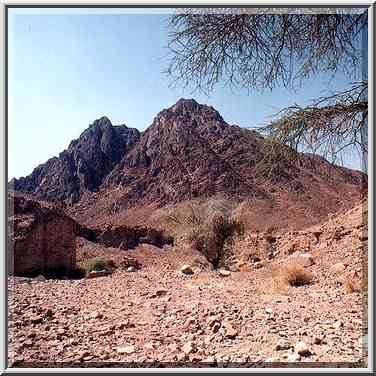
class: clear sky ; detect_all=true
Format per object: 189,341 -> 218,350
8,8 -> 366,179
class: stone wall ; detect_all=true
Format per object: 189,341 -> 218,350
8,194 -> 76,276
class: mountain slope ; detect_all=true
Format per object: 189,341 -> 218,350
10,117 -> 140,204
10,99 -> 366,230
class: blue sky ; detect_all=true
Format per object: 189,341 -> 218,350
8,8 -> 366,179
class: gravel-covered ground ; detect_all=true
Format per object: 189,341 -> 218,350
8,202 -> 368,369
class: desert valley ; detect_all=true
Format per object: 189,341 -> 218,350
7,98 -> 368,367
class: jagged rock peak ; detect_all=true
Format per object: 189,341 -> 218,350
89,116 -> 113,130
154,98 -> 224,127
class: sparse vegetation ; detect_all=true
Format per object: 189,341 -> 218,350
80,256 -> 116,275
189,215 -> 244,269
274,261 -> 314,287
283,262 -> 314,286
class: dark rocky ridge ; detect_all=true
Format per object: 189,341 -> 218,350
10,117 -> 140,204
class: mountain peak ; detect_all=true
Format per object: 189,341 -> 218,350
171,98 -> 198,110
90,116 -> 113,130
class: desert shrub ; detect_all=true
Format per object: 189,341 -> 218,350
188,215 -> 244,269
81,256 -> 116,274
280,262 -> 314,286
344,278 -> 359,294
191,256 -> 210,270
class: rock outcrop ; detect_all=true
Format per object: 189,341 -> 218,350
10,117 -> 140,204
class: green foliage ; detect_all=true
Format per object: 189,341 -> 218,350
81,256 -> 116,274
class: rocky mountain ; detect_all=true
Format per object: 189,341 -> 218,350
10,117 -> 140,204
10,99 -> 366,228
94,99 -> 365,216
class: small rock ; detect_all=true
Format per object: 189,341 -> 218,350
144,343 -> 155,351
211,322 -> 221,333
275,339 -> 292,351
89,311 -> 103,320
297,253 -> 315,267
287,353 -> 301,362
265,357 -> 277,362
180,265 -> 194,275
30,315 -> 43,324
330,263 -> 346,275
86,270 -> 110,279
314,336 -> 323,345
265,308 -> 273,315
223,322 -> 238,339
127,266 -> 136,272
201,356 -> 215,364
295,341 -> 310,356
155,289 -> 168,297
218,270 -> 231,277
34,275 -> 46,282
182,341 -> 196,355
117,345 -> 135,355
168,343 -> 178,352
254,261 -> 264,269
333,320 -> 343,330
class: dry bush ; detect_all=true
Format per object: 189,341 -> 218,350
160,196 -> 239,236
256,269 -> 289,295
344,278 -> 360,294
188,216 -> 244,269
275,261 -> 314,287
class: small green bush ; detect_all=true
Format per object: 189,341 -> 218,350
81,257 -> 116,274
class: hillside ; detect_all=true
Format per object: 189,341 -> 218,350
10,99 -> 366,230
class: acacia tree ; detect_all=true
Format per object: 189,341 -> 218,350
167,8 -> 368,170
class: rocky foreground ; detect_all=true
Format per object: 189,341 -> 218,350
8,266 -> 366,368
8,200 -> 368,369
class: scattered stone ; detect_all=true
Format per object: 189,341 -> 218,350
181,341 -> 196,355
333,320 -> 343,330
30,315 -> 43,324
127,266 -> 136,272
295,341 -> 310,356
180,265 -> 194,275
297,253 -> 315,267
117,345 -> 135,355
314,336 -> 323,345
275,339 -> 292,351
218,270 -> 231,277
201,356 -> 215,364
211,322 -> 221,333
155,289 -> 168,297
223,322 -> 238,339
89,311 -> 103,320
86,270 -> 110,279
287,353 -> 301,362
254,261 -> 264,269
330,263 -> 346,275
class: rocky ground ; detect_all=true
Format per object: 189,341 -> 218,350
8,201 -> 368,369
